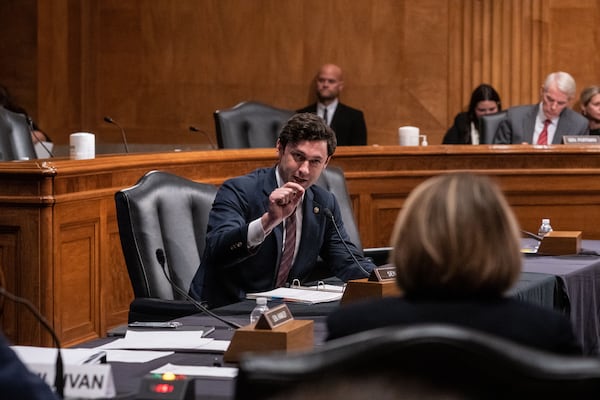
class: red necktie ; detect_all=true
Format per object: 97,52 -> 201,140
537,119 -> 551,145
276,209 -> 297,287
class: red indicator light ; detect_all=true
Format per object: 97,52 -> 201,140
152,383 -> 175,393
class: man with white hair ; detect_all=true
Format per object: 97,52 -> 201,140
493,71 -> 589,144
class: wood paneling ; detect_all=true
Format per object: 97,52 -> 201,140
3,146 -> 600,346
1,1 -> 597,149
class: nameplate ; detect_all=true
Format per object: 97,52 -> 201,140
562,135 -> 600,144
255,304 -> 294,330
29,363 -> 116,399
368,266 -> 397,282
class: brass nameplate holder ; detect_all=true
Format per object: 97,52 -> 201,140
341,266 -> 401,305
223,304 -> 313,363
537,231 -> 582,255
368,266 -> 397,282
255,304 -> 294,329
562,135 -> 600,144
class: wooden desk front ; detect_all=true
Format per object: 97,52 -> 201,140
2,144 -> 600,346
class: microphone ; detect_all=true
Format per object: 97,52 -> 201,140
155,249 -> 241,329
521,229 -> 543,242
103,116 -> 130,153
314,203 -> 370,276
0,286 -> 64,398
189,126 -> 217,149
26,115 -> 54,158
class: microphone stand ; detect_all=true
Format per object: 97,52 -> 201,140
103,116 -> 130,153
155,249 -> 241,329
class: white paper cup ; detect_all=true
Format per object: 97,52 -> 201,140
398,126 -> 420,146
70,132 -> 95,160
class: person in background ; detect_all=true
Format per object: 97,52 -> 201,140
326,172 -> 582,355
580,85 -> 600,136
0,84 -> 50,145
493,71 -> 588,144
442,84 -> 502,144
190,112 -> 375,308
297,64 -> 367,146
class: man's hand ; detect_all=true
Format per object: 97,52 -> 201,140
261,182 -> 305,232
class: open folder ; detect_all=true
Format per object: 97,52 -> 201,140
246,280 -> 345,304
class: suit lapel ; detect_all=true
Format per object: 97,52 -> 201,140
263,169 -> 284,262
289,188 -> 319,278
524,105 -> 538,143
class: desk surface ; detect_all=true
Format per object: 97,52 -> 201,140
95,253 -> 600,400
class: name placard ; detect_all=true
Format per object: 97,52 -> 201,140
368,266 -> 397,282
255,304 -> 294,330
29,363 -> 116,399
562,135 -> 600,144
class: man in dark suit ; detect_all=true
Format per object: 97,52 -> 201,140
297,64 -> 367,146
494,71 -> 589,144
189,113 -> 374,308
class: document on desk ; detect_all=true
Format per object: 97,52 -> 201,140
246,286 -> 343,304
152,363 -> 238,379
97,330 -> 230,352
12,346 -> 107,365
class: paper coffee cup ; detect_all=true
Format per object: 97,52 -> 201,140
398,126 -> 420,146
70,132 -> 95,160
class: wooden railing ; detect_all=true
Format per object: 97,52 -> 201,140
2,144 -> 600,346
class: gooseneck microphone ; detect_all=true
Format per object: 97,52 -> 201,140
155,249 -> 241,329
316,205 -> 370,276
189,126 -> 217,149
26,116 -> 55,158
103,116 -> 130,153
0,286 -> 64,398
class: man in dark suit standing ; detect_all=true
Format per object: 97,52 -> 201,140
493,71 -> 589,144
189,113 -> 374,308
298,64 -> 367,146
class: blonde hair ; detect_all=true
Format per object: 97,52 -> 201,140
580,85 -> 600,108
390,173 -> 522,298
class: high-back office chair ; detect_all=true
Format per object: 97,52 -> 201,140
316,166 -> 390,267
115,170 -> 217,322
213,101 -> 295,149
0,106 -> 36,161
479,110 -> 507,144
235,324 -> 600,400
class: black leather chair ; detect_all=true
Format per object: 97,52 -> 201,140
316,166 -> 391,267
235,324 -> 600,400
0,106 -> 36,161
213,101 -> 295,149
115,170 -> 217,322
480,110 -> 507,144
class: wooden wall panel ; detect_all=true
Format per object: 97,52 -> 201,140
2,0 -> 597,148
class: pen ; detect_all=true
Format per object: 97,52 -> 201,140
82,351 -> 107,364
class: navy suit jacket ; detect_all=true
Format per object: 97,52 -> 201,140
190,167 -> 374,308
493,104 -> 589,144
0,334 -> 58,399
326,296 -> 582,355
297,103 -> 367,146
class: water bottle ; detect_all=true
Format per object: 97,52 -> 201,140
250,297 -> 269,324
538,218 -> 553,237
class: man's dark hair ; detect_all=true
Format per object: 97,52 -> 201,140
278,113 -> 337,156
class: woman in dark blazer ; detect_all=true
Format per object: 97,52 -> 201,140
326,173 -> 582,355
442,84 -> 502,144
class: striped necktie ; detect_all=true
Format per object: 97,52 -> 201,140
537,119 -> 551,145
276,209 -> 297,287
